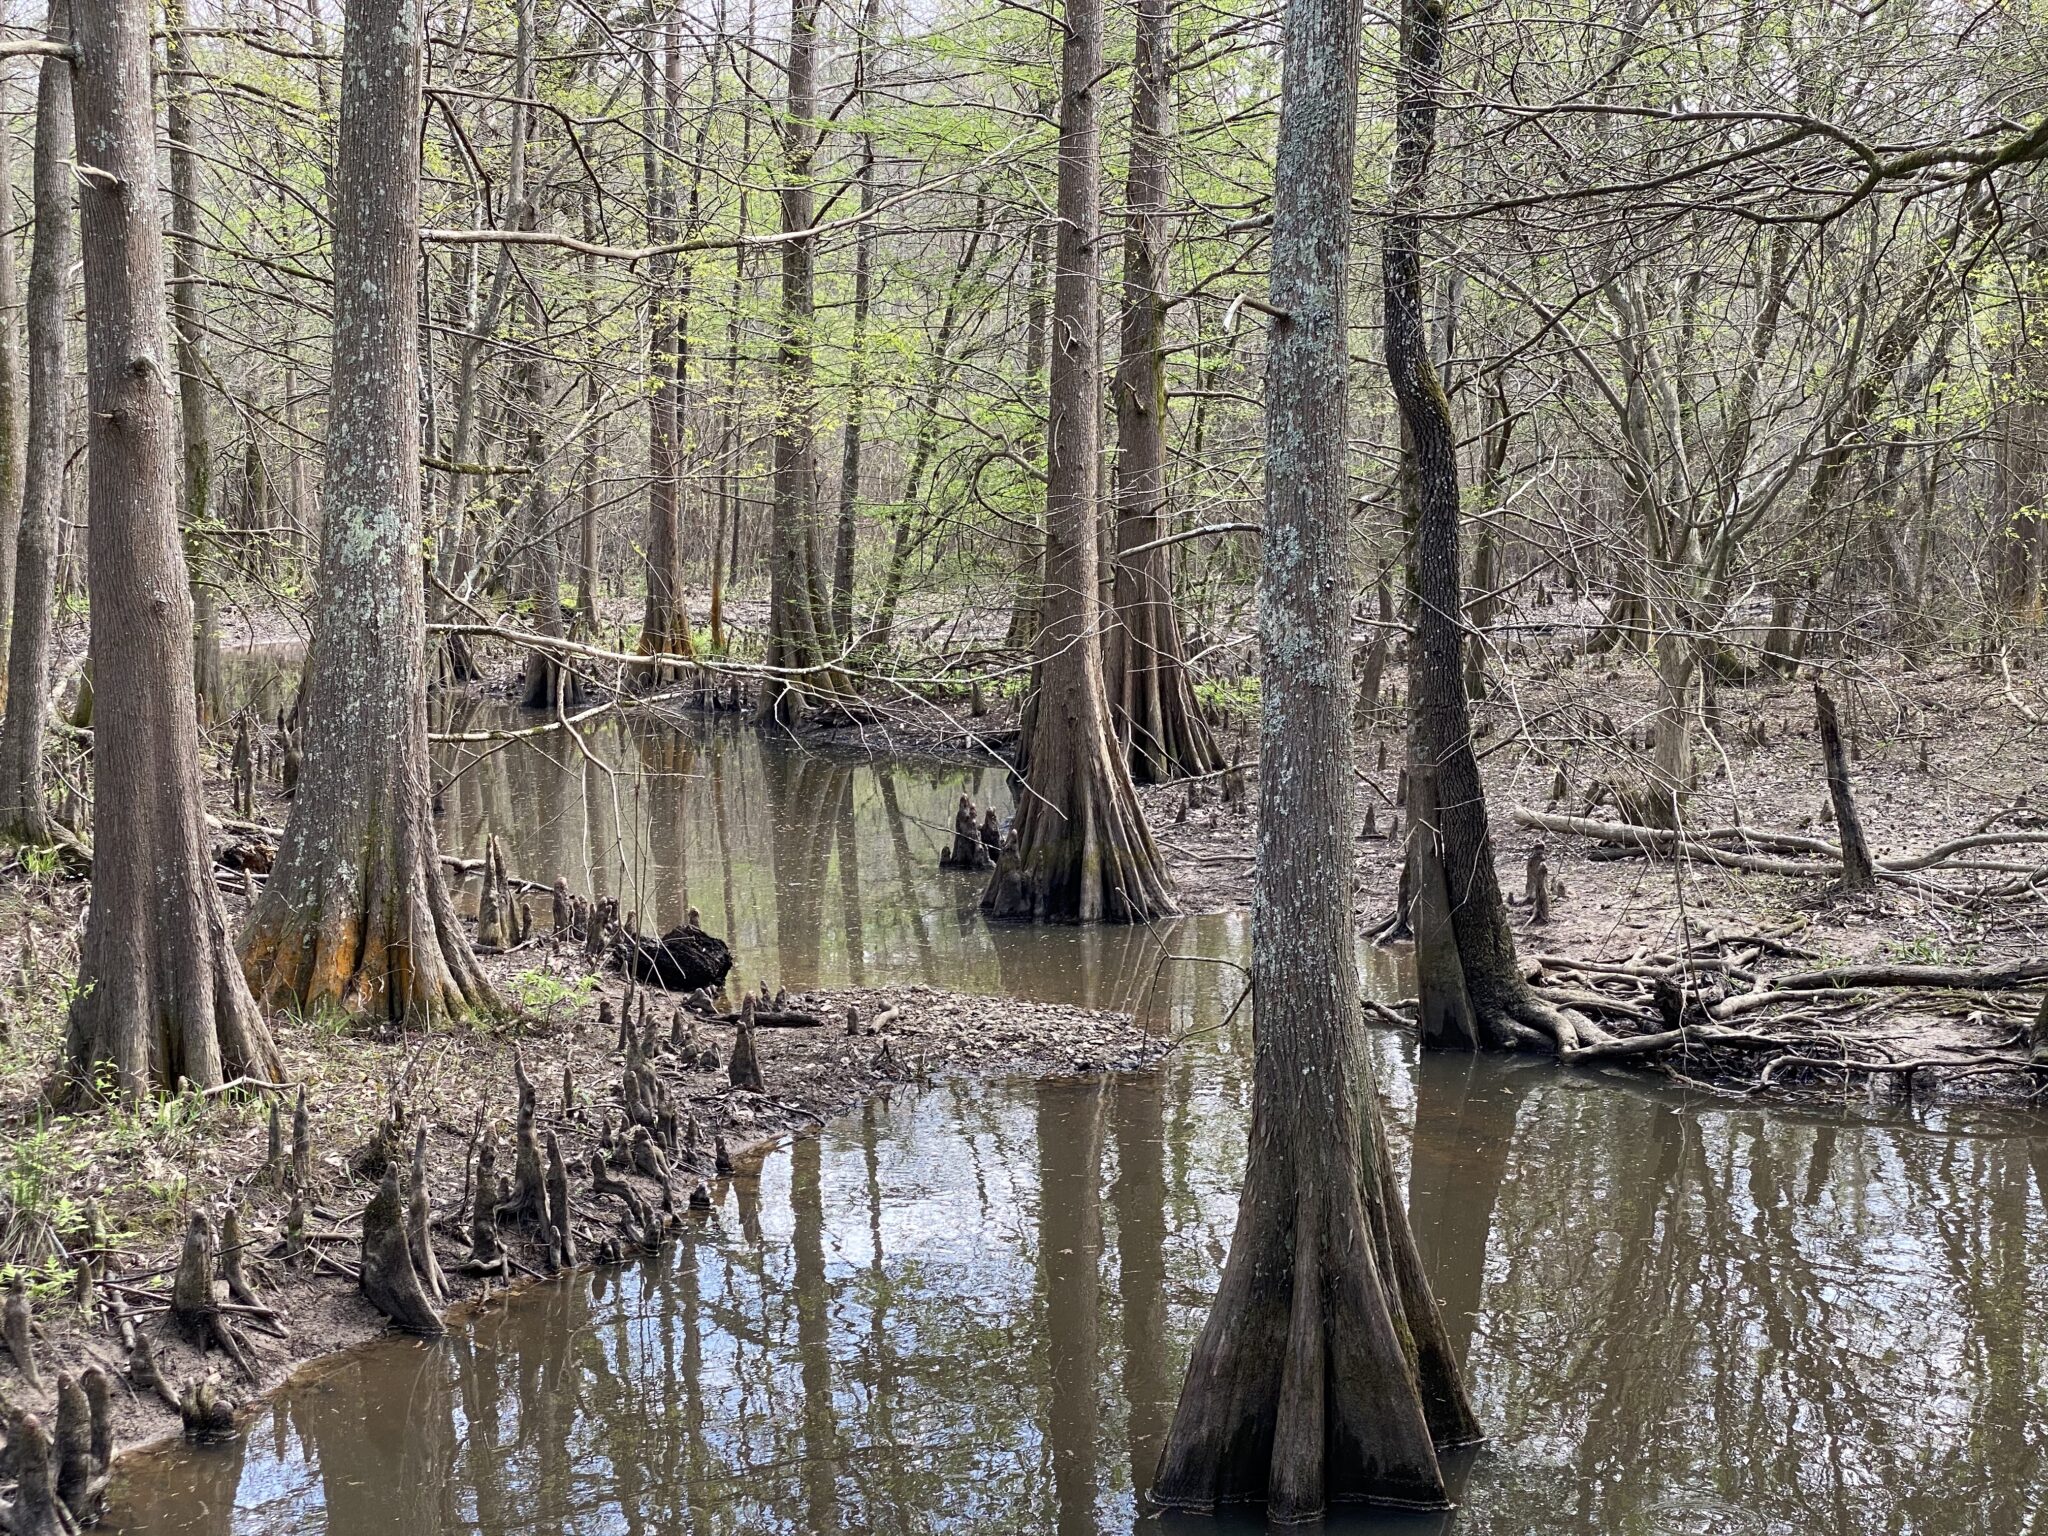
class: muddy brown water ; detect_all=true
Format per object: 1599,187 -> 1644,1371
104,691 -> 2048,1533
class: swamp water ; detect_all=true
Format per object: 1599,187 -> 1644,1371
103,700 -> 2048,1533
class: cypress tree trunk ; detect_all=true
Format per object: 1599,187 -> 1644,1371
0,7 -> 74,847
981,0 -> 1175,924
1152,0 -> 1477,1499
0,75 -> 24,709
1387,0 -> 1579,1051
1105,0 -> 1221,784
67,0 -> 280,1097
639,13 -> 693,671
831,0 -> 881,644
1004,220 -> 1051,651
166,3 -> 223,723
760,0 -> 839,723
240,0 -> 497,1025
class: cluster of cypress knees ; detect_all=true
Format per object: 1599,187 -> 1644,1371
0,873 -> 916,1496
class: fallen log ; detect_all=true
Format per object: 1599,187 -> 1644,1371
1514,807 -> 2048,881
1762,959 -> 2048,993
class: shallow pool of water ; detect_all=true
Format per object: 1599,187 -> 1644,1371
117,688 -> 2046,1534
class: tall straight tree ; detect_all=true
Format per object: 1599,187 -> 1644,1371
759,0 -> 839,723
638,9 -> 692,670
166,1 -> 224,722
0,72 -> 23,707
1105,0 -> 1221,784
241,0 -> 498,1023
1150,0 -> 1479,1504
0,0 -> 74,846
66,0 -> 281,1096
1386,0 -> 1574,1051
982,0 -> 1175,923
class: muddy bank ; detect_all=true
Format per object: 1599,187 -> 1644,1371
0,938 -> 1162,1478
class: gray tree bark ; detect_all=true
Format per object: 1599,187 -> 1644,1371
0,5 -> 74,847
759,0 -> 841,722
1153,0 -> 1477,1500
1388,0 -> 1571,1052
241,0 -> 497,1024
66,0 -> 280,1097
982,0 -> 1174,923
1105,0 -> 1221,784
166,1 -> 224,722
0,70 -> 24,707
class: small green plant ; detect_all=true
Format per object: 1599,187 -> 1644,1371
507,966 -> 597,1026
0,1117 -> 86,1290
1883,933 -> 1974,967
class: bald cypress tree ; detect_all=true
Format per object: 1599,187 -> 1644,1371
1150,0 -> 1479,1507
66,0 -> 280,1096
982,0 -> 1175,923
240,0 -> 498,1023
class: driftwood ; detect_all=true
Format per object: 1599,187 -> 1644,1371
617,920 -> 734,992
1759,958 -> 2048,994
1514,806 -> 2048,881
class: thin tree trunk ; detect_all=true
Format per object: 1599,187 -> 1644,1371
66,0 -> 280,1097
1004,219 -> 1051,650
1152,0 -> 1477,1497
639,10 -> 692,670
0,2 -> 73,846
831,0 -> 881,643
166,4 -> 223,721
0,74 -> 24,712
981,0 -> 1174,924
760,0 -> 839,722
1387,0 -> 1570,1051
1105,0 -> 1220,784
241,0 -> 497,1024
1814,683 -> 1875,893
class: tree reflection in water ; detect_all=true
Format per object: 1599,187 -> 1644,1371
100,708 -> 2048,1536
